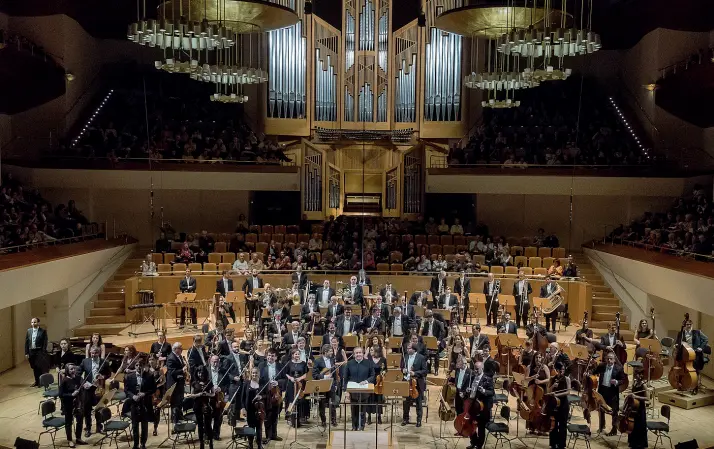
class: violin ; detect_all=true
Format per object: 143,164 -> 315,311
374,367 -> 385,395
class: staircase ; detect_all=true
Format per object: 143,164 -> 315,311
571,252 -> 635,343
73,247 -> 149,338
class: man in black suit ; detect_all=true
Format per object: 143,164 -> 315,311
410,290 -> 429,306
179,268 -> 198,326
300,295 -> 320,323
401,298 -> 419,328
450,356 -> 473,415
346,276 -> 364,307
166,343 -> 186,428
540,276 -> 562,332
222,341 -> 246,408
498,312 -> 518,335
439,287 -> 459,323
388,306 -> 411,339
291,265 -> 309,303
466,361 -> 495,449
206,354 -> 229,439
342,347 -> 375,431
400,342 -> 428,427
316,280 -> 336,308
282,321 -> 303,348
469,324 -> 490,361
242,269 -> 264,325
187,335 -> 209,380
25,317 -> 49,386
512,270 -> 532,328
599,323 -> 627,359
453,271 -> 471,324
335,307 -> 360,337
124,357 -> 157,449
78,346 -> 111,436
312,344 -> 338,427
483,273 -> 501,327
357,269 -> 372,294
677,318 -> 710,391
593,351 -> 626,436
430,270 -> 448,302
361,307 -> 384,335
216,271 -> 234,297
374,296 -> 391,323
258,349 -> 286,442
325,295 -> 344,322
322,322 -> 343,348
420,310 -> 445,374
59,363 -> 86,446
379,283 -> 398,304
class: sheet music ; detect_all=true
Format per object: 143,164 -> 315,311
347,381 -> 369,390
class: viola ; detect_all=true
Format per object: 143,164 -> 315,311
408,378 -> 419,399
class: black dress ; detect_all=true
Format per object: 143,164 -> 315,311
241,381 -> 264,449
628,381 -> 648,449
368,356 -> 387,416
285,361 -> 309,425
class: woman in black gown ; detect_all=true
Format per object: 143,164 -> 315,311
628,367 -> 649,449
191,366 -> 217,449
284,349 -> 309,428
241,367 -> 264,449
367,346 -> 387,425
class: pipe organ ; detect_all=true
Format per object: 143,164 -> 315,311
268,0 -> 307,119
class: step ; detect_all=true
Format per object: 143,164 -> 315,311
90,307 -> 126,317
103,286 -> 124,293
98,291 -> 124,301
113,273 -> 133,281
592,311 -> 627,322
106,280 -> 126,290
593,298 -> 620,307
590,327 -> 635,341
590,320 -> 630,330
125,258 -> 144,265
86,315 -> 127,325
117,267 -> 139,276
73,323 -> 128,338
94,299 -> 125,309
591,285 -> 611,293
592,290 -> 614,297
592,304 -> 622,314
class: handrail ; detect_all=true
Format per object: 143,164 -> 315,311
616,77 -> 659,135
0,231 -> 104,254
69,239 -> 136,309
658,47 -> 714,79
585,247 -> 647,318
40,155 -> 298,167
430,161 -> 659,169
595,236 -> 714,263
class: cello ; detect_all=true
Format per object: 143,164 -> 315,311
642,308 -> 664,381
454,369 -> 477,437
613,312 -> 628,365
531,308 -> 550,353
668,313 -> 698,391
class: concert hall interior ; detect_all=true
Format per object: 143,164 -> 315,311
3,1 -> 714,448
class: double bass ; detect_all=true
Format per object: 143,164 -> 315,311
668,313 -> 698,391
454,371 -> 482,438
613,312 -> 628,365
642,308 -> 664,381
530,308 -> 549,353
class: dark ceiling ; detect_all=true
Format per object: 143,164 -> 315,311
0,47 -> 66,114
0,0 -> 713,49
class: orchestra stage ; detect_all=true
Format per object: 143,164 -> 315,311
2,321 -> 714,449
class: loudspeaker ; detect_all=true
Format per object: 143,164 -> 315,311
675,440 -> 698,449
304,1 -> 313,14
417,11 -> 426,27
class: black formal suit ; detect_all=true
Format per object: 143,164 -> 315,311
166,352 -> 186,423
187,345 -> 209,380
483,279 -> 501,326
512,279 -> 532,328
335,315 -> 361,337
325,303 -> 344,321
322,332 -> 343,348
125,370 -> 157,447
345,284 -> 364,306
375,303 -> 391,323
150,341 -> 171,360
409,292 -> 428,305
401,352 -> 428,423
55,350 -> 78,372
258,362 -> 286,441
282,331 -> 303,349
469,334 -> 491,360
221,352 -> 246,402
453,277 -> 471,324
316,287 -> 336,307
439,294 -> 459,316
450,367 -> 473,414
25,326 -> 49,384
401,302 -> 419,327
216,277 -> 234,297
59,374 -> 83,441
593,362 -> 626,431
78,357 -> 111,431
242,276 -> 264,324
291,272 -> 308,289
341,359 -> 375,430
540,283 -> 560,332
387,314 -> 411,338
267,318 -> 286,341
498,320 -> 518,335
379,287 -> 398,302
357,275 -> 372,293
429,276 -> 448,300
676,329 -> 710,371
312,356 -> 338,424
482,355 -> 500,378
361,315 -> 384,334
420,319 -> 444,374
179,276 -> 198,325
207,362 -> 230,437
300,302 -> 319,322
468,374 -> 495,449
599,333 -> 627,352
242,276 -> 264,296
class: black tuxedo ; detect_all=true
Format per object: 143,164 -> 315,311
150,341 -> 171,359
468,374 -> 495,449
498,321 -> 518,335
379,287 -> 398,302
187,345 -> 209,380
387,314 -> 411,338
242,276 -> 264,296
453,277 -> 471,324
242,276 -> 264,324
346,284 -> 364,306
312,356 -> 338,423
291,272 -> 308,290
335,315 -> 361,337
420,319 -> 444,374
593,362 -> 626,431
357,275 -> 372,293
483,280 -> 501,326
600,333 -> 627,351
78,357 -> 111,431
59,374 -> 83,440
267,319 -> 286,340
540,283 -> 560,331
401,352 -> 428,422
450,367 -> 473,414
166,352 -> 186,423
375,303 -> 390,323
316,287 -> 337,307
430,276 -> 448,300
469,334 -> 491,359
258,361 -> 286,441
300,302 -> 320,322
512,279 -> 532,328
282,331 -> 303,348
221,352 -> 246,396
25,327 -> 49,384
440,293 -> 459,311
55,350 -> 78,371
361,316 -> 384,334
401,302 -> 419,325
216,277 -> 234,297
78,357 -> 110,384
124,371 -> 157,419
325,303 -> 344,321
179,276 -> 198,325
322,332 -> 343,348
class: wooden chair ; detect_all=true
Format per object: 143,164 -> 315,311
151,253 -> 163,265
298,233 -> 310,243
203,263 -> 218,274
218,263 -> 232,273
222,253 -> 236,264
514,256 -> 527,267
249,225 -> 261,233
215,242 -> 227,253
428,235 -> 440,245
521,267 -> 533,276
188,263 -> 202,273
377,263 -> 390,272
553,247 -> 566,259
505,266 -> 519,275
208,253 -> 222,264
163,253 -> 175,264
510,245 -> 523,256
443,245 -> 456,255
453,235 -> 466,246
285,234 -> 298,244
414,235 -> 427,246
256,242 -> 269,254
272,233 -> 284,243
473,254 -> 486,265
490,266 -> 504,275
173,263 -> 187,274
391,263 -> 404,272
246,233 -> 258,244
533,268 -> 548,276
390,251 -> 403,263
538,247 -> 552,258
274,225 -> 286,235
542,257 -> 554,268
440,235 -> 453,245
157,264 -> 171,274
429,244 -> 442,255
524,246 -> 537,258
286,225 -> 299,234
528,257 -> 542,268
262,225 -> 274,235
259,233 -> 272,243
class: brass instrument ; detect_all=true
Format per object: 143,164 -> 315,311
486,279 -> 500,319
291,283 -> 301,305
541,283 -> 565,315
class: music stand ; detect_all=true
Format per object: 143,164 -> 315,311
382,381 -> 410,436
386,354 -> 402,370
498,295 -> 516,317
342,335 -> 359,350
414,306 -> 426,318
302,379 -> 333,436
434,309 -> 452,323
469,293 -> 487,325
174,293 -> 197,333
383,370 -> 404,382
496,333 -> 522,378
225,291 -> 245,323
388,337 -> 403,352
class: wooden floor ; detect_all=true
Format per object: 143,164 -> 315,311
3,322 -> 714,449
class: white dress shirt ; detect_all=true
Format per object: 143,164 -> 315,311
343,318 -> 352,335
252,277 -> 259,288
392,316 -> 403,336
601,365 -> 615,386
457,369 -> 466,389
31,328 -> 38,349
405,354 -> 415,380
268,363 -> 276,381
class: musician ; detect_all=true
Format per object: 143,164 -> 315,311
166,342 -> 187,429
313,344 -> 338,427
335,307 -> 360,337
388,306 -> 410,340
59,363 -> 86,447
150,332 -> 171,364
540,276 -> 561,332
291,265 -> 308,303
125,356 -> 157,449
223,341 -> 246,415
448,334 -> 470,371
464,361 -> 495,449
451,356 -> 473,415
304,311 -> 326,337
55,338 -> 77,380
25,317 -> 49,387
357,269 -> 372,293
191,365 -> 217,449
240,367 -> 264,449
483,274 -> 501,327
498,312 -> 518,335
342,347 -> 375,431
594,351 -> 626,435
147,355 -> 164,436
216,271 -> 234,299
420,310 -> 445,374
379,283 -> 398,304
346,275 -> 364,306
282,321 -> 303,348
78,345 -> 110,436
258,349 -> 285,443
526,352 -> 551,433
469,324 -> 490,361
513,270 -> 532,328
401,297 -> 419,326
374,295 -> 391,323
453,271 -> 471,324
284,348 -> 309,427
575,318 -> 595,351
430,270 -> 448,303
676,318 -> 709,391
600,323 -> 627,364
439,286 -> 459,316
322,322 -> 343,348
242,269 -> 264,324
368,346 -> 387,425
111,345 -> 139,381
141,253 -> 158,276
548,361 -> 571,449
300,295 -> 319,323
325,296 -> 344,321
207,355 -> 228,440
362,307 -> 385,335
633,319 -> 655,349
267,310 -> 287,344
188,335 -> 209,380
179,269 -> 198,326
409,290 -> 429,307
317,280 -> 336,309
547,343 -> 571,375
627,366 -> 650,449
519,340 -> 536,368
526,312 -> 547,340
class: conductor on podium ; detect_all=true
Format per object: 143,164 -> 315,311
342,347 -> 374,431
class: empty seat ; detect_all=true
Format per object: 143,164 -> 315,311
391,263 -> 404,272
151,253 -> 163,265
505,266 -> 519,275
521,267 -> 533,275
377,263 -> 390,272
214,242 -> 227,253
188,263 -> 202,273
414,235 -> 427,246
259,233 -> 272,243
274,225 -> 286,235
272,233 -> 284,243
453,235 -> 466,246
249,225 -> 261,233
245,233 -> 258,244
553,247 -> 566,259
285,234 -> 298,244
538,247 -> 551,258
430,244 -> 442,255
440,235 -> 453,245
510,245 -> 523,256
218,263 -> 232,273
262,225 -> 274,235
298,233 -> 310,243
443,245 -> 456,255
203,263 -> 218,274
390,251 -> 403,263
256,242 -> 268,254
490,266 -> 504,275
472,255 -> 486,265
428,235 -> 440,245
163,253 -> 174,264
402,234 -> 413,243
222,253 -> 236,264
208,253 -> 222,264
528,257 -> 542,268
286,225 -> 299,234
173,263 -> 187,274
157,264 -> 171,274
524,247 -> 537,258
542,257 -> 554,268
534,267 -> 548,276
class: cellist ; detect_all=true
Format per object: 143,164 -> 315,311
450,355 -> 473,415
593,351 -> 626,436
525,352 -> 550,434
464,361 -> 494,449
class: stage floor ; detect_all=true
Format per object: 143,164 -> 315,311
3,322 -> 714,448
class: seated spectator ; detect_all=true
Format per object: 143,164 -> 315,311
416,255 -> 432,272
533,228 -> 546,247
232,253 -> 249,274
308,234 -> 323,254
563,257 -> 578,277
229,233 -> 248,253
306,253 -> 319,269
248,253 -> 265,271
292,255 -> 306,270
235,214 -> 249,233
432,254 -> 447,271
175,242 -> 194,263
544,232 -> 559,248
547,259 -> 563,277
198,230 -> 215,254
425,217 -> 438,234
450,218 -> 464,235
437,218 -> 450,235
142,253 -> 158,276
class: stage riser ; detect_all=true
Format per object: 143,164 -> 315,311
658,389 -> 714,409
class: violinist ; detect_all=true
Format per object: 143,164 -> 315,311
453,270 -> 471,325
469,324 -> 490,362
548,362 -> 571,449
400,342 -> 428,428
191,365 -> 217,449
325,296 -> 344,322
676,318 -> 709,392
388,306 -> 410,341
150,332 -> 171,365
285,348 -> 309,428
362,307 -> 385,335
59,363 -> 86,447
498,312 -> 518,335
313,344 -> 338,427
464,361 -> 494,449
627,366 -> 649,449
367,345 -> 387,425
450,355 -> 473,415
342,347 -> 375,431
258,349 -> 285,443
240,367 -> 265,449
188,335 -> 209,380
600,323 -> 627,363
166,342 -> 187,429
513,269 -> 532,328
55,338 -> 77,382
208,355 -> 229,440
300,295 -> 320,323
147,355 -> 164,436
593,351 -> 626,436
547,343 -> 572,376
125,356 -> 157,449
483,274 -> 500,327
78,345 -> 110,437
330,335 -> 348,406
